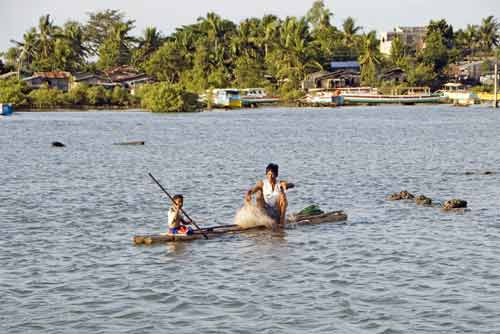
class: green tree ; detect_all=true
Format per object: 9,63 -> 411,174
85,9 -> 135,54
132,27 -> 164,67
359,31 -> 382,86
0,78 -> 29,106
406,63 -> 437,86
478,16 -> 499,52
426,19 -> 454,48
390,35 -> 406,66
306,0 -> 333,31
66,84 -> 89,105
110,86 -> 130,106
96,22 -> 135,69
233,55 -> 267,88
145,41 -> 187,82
86,86 -> 109,105
9,28 -> 39,72
28,86 -> 66,108
59,21 -> 89,71
342,17 -> 362,46
420,31 -> 449,72
140,82 -> 200,112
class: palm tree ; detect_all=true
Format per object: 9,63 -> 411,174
10,28 -> 39,74
37,14 -> 56,59
260,15 -> 280,58
197,13 -> 225,53
133,27 -> 163,65
479,16 -> 499,52
62,21 -> 89,67
342,17 -> 362,46
463,24 -> 479,57
359,31 -> 381,85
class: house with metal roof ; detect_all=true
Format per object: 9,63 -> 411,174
330,61 -> 360,71
22,71 -> 72,92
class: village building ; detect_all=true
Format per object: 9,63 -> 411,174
70,73 -> 115,90
22,71 -> 72,92
380,26 -> 427,56
302,61 -> 361,91
379,68 -> 407,83
449,60 -> 489,84
102,65 -> 153,94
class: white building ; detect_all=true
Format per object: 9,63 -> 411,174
380,26 -> 427,55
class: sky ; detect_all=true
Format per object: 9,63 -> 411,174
1,0 -> 499,52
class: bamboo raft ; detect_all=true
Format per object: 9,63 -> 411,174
133,210 -> 348,245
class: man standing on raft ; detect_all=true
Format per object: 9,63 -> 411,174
245,163 -> 294,227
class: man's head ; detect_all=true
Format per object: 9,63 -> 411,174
265,163 -> 279,181
172,194 -> 184,207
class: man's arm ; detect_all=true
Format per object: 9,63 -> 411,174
280,180 -> 295,191
246,180 -> 264,201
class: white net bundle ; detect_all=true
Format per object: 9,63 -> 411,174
233,202 -> 275,229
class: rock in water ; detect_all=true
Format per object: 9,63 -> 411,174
443,199 -> 467,210
399,191 -> 415,200
387,190 -> 415,201
234,202 -> 275,229
415,195 -> 432,206
52,141 -> 65,147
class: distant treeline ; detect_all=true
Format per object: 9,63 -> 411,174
1,1 -> 499,103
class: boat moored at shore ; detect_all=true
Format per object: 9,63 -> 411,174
240,88 -> 280,107
211,89 -> 242,108
299,89 -> 345,107
439,83 -> 479,106
0,103 -> 13,116
341,87 -> 443,105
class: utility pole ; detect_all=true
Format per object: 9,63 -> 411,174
495,49 -> 499,109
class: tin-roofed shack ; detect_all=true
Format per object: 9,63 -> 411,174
23,71 -> 72,92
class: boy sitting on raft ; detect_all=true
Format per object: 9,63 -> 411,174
168,194 -> 194,235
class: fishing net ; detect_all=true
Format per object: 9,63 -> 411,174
233,202 -> 275,229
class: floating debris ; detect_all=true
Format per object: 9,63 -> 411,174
464,170 -> 496,176
113,141 -> 145,145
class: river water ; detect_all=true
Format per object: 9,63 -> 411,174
1,105 -> 500,333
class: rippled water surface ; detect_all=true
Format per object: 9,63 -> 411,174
1,105 -> 500,333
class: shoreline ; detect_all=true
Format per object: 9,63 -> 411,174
11,101 -> 495,113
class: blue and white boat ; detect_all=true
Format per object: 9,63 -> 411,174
0,103 -> 14,116
212,89 -> 242,108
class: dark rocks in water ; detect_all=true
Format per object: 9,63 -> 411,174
415,195 -> 432,206
442,199 -> 467,210
52,141 -> 65,147
387,190 -> 415,201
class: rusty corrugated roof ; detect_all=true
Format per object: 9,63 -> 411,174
33,71 -> 71,79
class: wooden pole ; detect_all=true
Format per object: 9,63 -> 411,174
148,173 -> 209,239
494,53 -> 498,109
